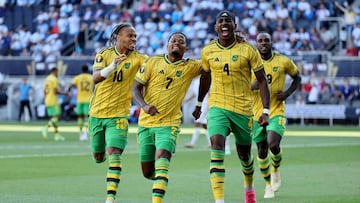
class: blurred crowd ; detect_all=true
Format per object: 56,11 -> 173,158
0,0 -> 360,61
1,0 -> 360,109
289,69 -> 360,107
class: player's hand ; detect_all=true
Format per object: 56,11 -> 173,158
258,114 -> 269,127
192,106 -> 202,120
142,104 -> 159,116
114,53 -> 127,65
276,91 -> 288,101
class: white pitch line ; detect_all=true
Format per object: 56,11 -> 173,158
0,142 -> 359,159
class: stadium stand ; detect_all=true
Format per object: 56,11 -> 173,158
0,0 -> 359,124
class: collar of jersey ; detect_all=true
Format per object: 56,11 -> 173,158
114,46 -> 131,56
216,39 -> 237,50
164,54 -> 184,65
263,51 -> 275,62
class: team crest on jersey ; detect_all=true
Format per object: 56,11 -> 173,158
95,55 -> 103,63
140,67 -> 145,73
124,63 -> 130,69
159,70 -> 164,74
273,67 -> 278,72
214,57 -> 220,62
176,70 -> 182,77
232,55 -> 238,61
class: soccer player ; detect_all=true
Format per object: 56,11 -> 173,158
132,32 -> 204,203
67,64 -> 94,141
89,23 -> 148,203
41,67 -> 67,141
194,10 -> 270,203
252,32 -> 301,198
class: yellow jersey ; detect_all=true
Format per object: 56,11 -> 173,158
71,73 -> 94,103
90,47 -> 148,118
252,52 -> 299,119
44,74 -> 59,107
135,55 -> 203,127
201,40 -> 263,115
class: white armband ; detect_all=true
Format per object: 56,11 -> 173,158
100,62 -> 116,78
263,108 -> 270,115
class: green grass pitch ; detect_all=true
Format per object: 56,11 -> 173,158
0,121 -> 359,203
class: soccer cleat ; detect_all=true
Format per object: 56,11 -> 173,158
271,170 -> 281,192
244,188 -> 257,203
105,200 -> 114,203
184,144 -> 195,148
80,131 -> 88,141
41,128 -> 48,139
54,133 -> 65,141
225,147 -> 231,155
264,184 -> 275,199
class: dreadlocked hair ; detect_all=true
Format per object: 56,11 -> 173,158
109,23 -> 133,46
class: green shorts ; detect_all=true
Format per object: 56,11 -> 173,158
76,103 -> 90,115
89,116 -> 129,153
46,105 -> 61,117
207,107 -> 253,145
137,126 -> 180,162
253,115 -> 286,143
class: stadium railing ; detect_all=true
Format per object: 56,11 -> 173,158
286,104 -> 347,127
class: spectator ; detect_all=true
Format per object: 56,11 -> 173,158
335,2 -> 357,35
340,78 -> 355,105
346,41 -> 359,56
352,23 -> 360,51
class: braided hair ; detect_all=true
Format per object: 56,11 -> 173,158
109,23 -> 133,47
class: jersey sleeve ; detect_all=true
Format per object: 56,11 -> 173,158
201,49 -> 210,72
135,58 -> 152,85
249,45 -> 264,72
285,58 -> 299,77
93,51 -> 106,71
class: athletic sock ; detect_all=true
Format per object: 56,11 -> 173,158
257,155 -> 271,185
106,154 -> 122,201
270,150 -> 282,172
152,158 -> 170,203
77,117 -> 83,132
50,117 -> 58,133
241,155 -> 255,189
210,149 -> 225,201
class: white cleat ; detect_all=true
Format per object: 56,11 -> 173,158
271,170 -> 281,192
80,131 -> 88,141
105,199 -> 114,203
225,146 -> 231,155
264,184 -> 275,198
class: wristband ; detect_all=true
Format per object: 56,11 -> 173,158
263,108 -> 270,115
196,101 -> 202,107
100,62 -> 116,78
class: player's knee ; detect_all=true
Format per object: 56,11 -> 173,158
143,171 -> 155,180
268,141 -> 280,153
93,152 -> 106,163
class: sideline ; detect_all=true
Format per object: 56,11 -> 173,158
0,125 -> 360,137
